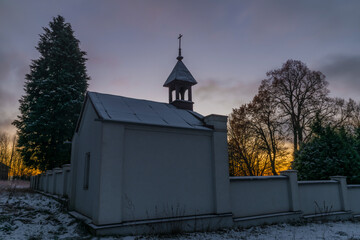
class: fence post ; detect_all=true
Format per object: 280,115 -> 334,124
204,114 -> 231,214
53,168 -> 62,195
62,164 -> 71,198
46,170 -> 53,193
280,170 -> 300,212
43,173 -> 48,192
35,175 -> 39,190
330,176 -> 350,211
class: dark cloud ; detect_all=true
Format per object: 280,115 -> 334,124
319,55 -> 360,99
196,78 -> 259,105
0,49 -> 28,98
321,55 -> 360,85
243,0 -> 360,42
0,49 -> 28,134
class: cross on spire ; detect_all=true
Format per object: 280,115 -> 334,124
177,34 -> 183,61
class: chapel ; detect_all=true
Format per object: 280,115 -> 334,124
68,37 -> 231,235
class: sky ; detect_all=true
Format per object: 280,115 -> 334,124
0,0 -> 360,135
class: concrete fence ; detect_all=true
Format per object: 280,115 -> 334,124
230,175 -> 292,217
31,168 -> 360,228
228,170 -> 359,227
348,185 -> 360,216
30,164 -> 71,198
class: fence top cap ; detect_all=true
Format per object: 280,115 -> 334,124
280,170 -> 298,173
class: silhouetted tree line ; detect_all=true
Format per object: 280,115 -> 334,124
229,60 -> 360,181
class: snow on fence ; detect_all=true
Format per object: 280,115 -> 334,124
31,168 -> 360,227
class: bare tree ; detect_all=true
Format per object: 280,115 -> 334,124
229,59 -> 359,176
331,98 -> 360,131
262,59 -> 329,153
349,100 -> 360,129
228,105 -> 269,176
228,90 -> 288,176
246,88 -> 289,175
0,132 -> 40,178
0,133 -> 9,165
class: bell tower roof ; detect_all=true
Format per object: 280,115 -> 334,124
163,60 -> 197,87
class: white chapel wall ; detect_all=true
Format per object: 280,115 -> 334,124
71,101 -> 103,219
93,122 -> 125,225
121,125 -> 214,221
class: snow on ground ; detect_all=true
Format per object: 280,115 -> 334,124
0,181 -> 89,240
1,181 -> 360,240
0,180 -> 30,190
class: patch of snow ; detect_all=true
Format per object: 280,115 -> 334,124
0,188 -> 89,240
0,180 -> 30,190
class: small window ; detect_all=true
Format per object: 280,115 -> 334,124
83,152 -> 90,190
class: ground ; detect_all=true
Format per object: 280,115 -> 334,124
1,181 -> 360,240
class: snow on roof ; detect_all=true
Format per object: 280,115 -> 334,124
87,92 -> 210,130
163,60 -> 197,87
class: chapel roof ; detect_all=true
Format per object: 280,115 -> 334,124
84,91 -> 210,131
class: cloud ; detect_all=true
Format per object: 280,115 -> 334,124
0,49 -> 28,134
192,78 -> 262,116
239,0 -> 360,45
196,78 -> 259,105
0,116 -> 13,130
321,55 -> 360,84
319,54 -> 360,99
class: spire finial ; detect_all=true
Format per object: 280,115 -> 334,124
177,34 -> 183,61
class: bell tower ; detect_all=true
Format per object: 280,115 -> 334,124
163,34 -> 197,111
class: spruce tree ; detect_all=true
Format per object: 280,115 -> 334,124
13,15 -> 89,171
293,122 -> 360,184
